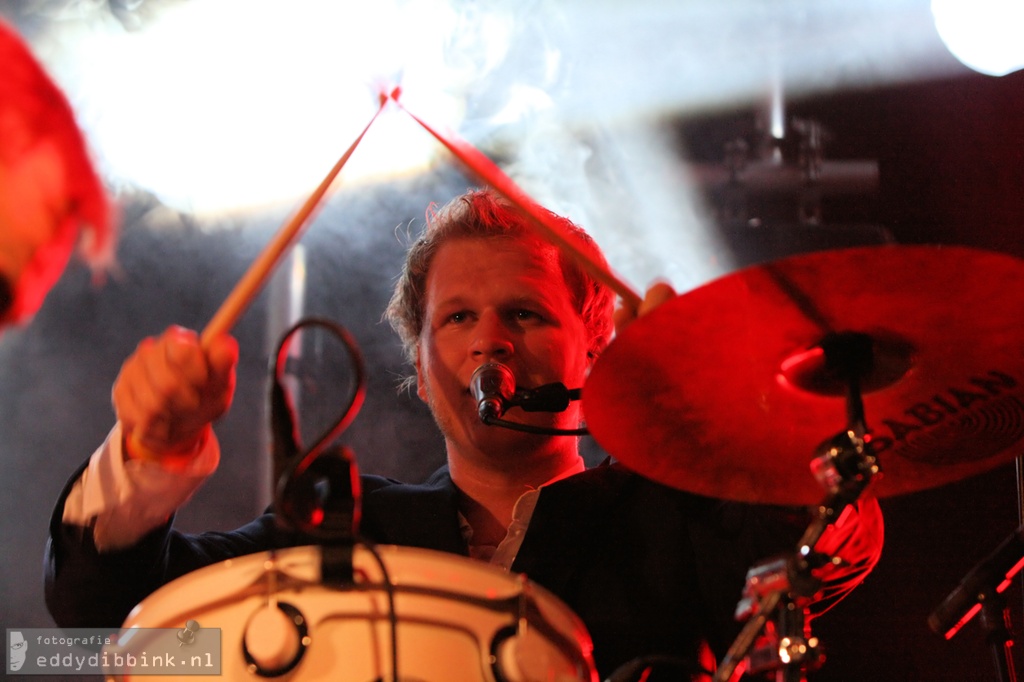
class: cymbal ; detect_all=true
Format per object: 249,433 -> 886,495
583,245 -> 1024,505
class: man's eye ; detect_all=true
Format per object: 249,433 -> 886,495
515,309 -> 540,321
447,312 -> 467,324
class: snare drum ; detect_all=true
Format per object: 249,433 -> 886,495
106,544 -> 598,681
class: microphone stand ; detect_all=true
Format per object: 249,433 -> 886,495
928,525 -> 1024,682
981,592 -> 1018,682
715,332 -> 880,682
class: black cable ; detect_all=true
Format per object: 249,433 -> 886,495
482,414 -> 589,436
358,541 -> 399,682
271,318 -> 366,538
272,317 -> 366,467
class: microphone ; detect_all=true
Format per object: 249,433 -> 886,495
470,362 -> 515,422
927,525 -> 1024,639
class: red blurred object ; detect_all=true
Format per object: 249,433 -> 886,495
0,19 -> 114,326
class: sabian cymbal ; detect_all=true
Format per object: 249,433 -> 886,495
583,245 -> 1024,505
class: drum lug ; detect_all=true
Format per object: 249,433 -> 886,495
242,601 -> 309,677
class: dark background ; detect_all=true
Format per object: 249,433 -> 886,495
2,1 -> 1023,680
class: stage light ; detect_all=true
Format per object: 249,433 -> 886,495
39,0 -> 469,216
932,0 -> 1024,76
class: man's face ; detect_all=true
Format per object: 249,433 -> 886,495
9,631 -> 27,671
415,236 -> 592,463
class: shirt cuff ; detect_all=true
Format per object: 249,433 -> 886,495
61,422 -> 220,551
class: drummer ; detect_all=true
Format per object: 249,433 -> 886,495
45,188 -> 882,679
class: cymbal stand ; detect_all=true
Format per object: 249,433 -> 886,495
715,333 -> 881,681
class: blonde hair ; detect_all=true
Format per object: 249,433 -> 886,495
385,188 -> 615,365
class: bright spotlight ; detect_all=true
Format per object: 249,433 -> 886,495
932,0 -> 1024,76
44,0 -> 469,216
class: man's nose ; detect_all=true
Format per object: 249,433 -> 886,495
470,310 -> 513,361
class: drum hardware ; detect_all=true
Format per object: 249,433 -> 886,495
928,525 -> 1024,682
714,332 -> 879,682
241,599 -> 309,677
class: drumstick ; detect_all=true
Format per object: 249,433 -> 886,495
390,93 -> 643,310
200,96 -> 389,347
126,98 -> 389,462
